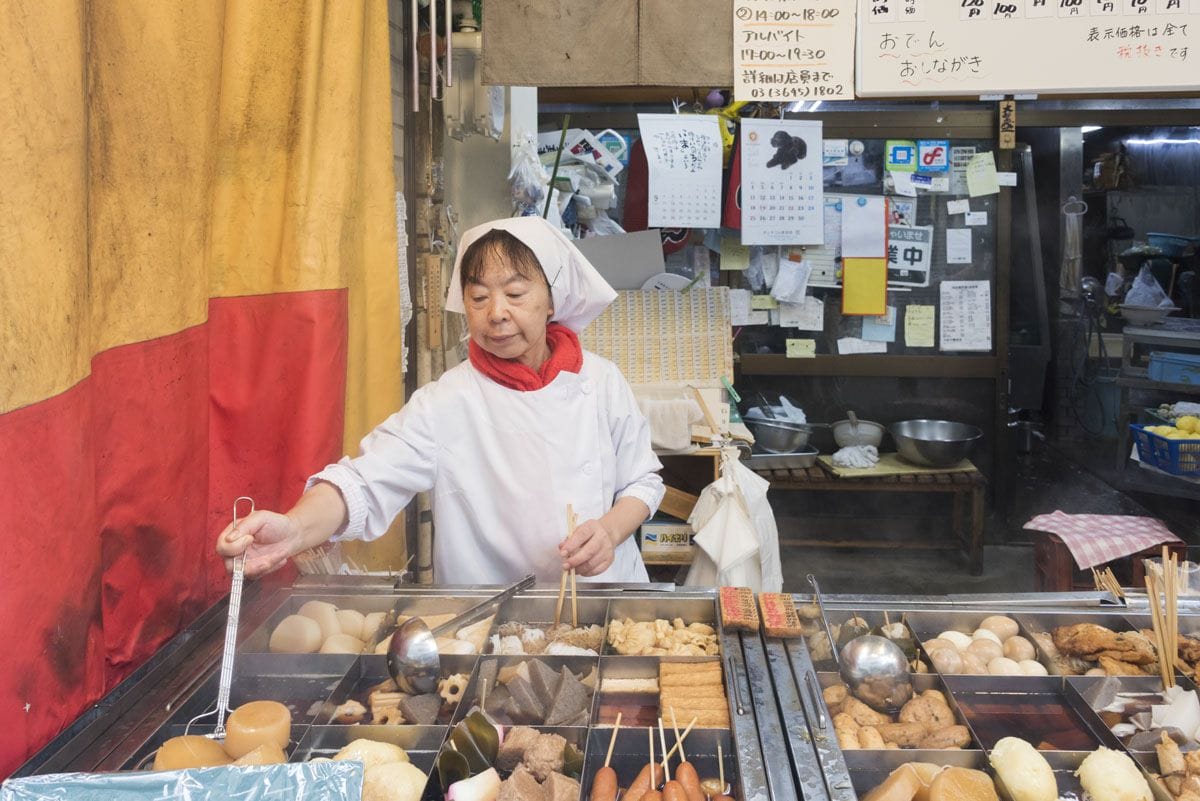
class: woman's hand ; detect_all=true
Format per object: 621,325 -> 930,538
215,510 -> 302,578
560,519 -> 617,577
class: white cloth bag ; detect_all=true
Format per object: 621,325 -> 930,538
684,451 -> 783,592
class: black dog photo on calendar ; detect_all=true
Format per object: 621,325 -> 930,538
766,130 -> 808,170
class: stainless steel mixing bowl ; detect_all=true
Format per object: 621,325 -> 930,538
746,419 -> 813,453
890,419 -> 982,467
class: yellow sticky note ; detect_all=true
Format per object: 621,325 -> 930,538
966,152 -> 1000,198
786,339 -> 816,358
905,305 -> 936,348
841,257 -> 888,316
751,294 -> 779,310
720,238 -> 750,271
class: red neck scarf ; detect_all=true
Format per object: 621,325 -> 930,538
469,323 -> 583,391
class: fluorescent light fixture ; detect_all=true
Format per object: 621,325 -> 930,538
1125,137 -> 1200,145
808,101 -> 823,112
787,101 -> 807,113
1081,125 -> 1103,133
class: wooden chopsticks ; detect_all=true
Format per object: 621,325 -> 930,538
555,504 -> 578,627
1091,567 -> 1124,600
1146,545 -> 1180,690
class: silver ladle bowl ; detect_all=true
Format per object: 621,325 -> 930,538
839,635 -> 913,712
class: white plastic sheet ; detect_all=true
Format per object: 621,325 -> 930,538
1,762 -> 363,801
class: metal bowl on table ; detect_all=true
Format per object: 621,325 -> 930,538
831,411 -> 885,448
746,418 -> 813,454
1119,304 -> 1179,326
890,419 -> 982,467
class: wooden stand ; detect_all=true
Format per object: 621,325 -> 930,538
752,461 -> 987,575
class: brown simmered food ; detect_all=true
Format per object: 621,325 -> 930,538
825,684 -> 969,750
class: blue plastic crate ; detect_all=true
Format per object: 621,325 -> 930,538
1131,423 -> 1200,476
1148,351 -> 1200,385
1147,232 -> 1198,257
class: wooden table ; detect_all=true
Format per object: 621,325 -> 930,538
752,461 -> 987,575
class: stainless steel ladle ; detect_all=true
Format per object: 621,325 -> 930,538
807,573 -> 912,712
386,574 -> 536,692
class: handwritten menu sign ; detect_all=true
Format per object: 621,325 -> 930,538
734,0 -> 858,102
637,114 -> 724,228
939,280 -> 992,352
856,0 -> 1200,96
740,118 -> 825,245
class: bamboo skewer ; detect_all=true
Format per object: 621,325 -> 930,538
670,707 -> 686,761
717,744 -> 726,794
556,504 -> 579,627
663,718 -> 698,762
1146,571 -> 1175,689
604,713 -> 622,767
658,718 -> 671,782
648,726 -> 655,785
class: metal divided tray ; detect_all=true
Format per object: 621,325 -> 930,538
97,585 -> 774,801
767,595 -> 1200,801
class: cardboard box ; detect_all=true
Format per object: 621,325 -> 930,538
640,519 -> 695,564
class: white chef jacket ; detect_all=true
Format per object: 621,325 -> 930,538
309,351 -> 664,584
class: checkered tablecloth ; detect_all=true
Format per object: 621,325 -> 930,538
1024,510 -> 1183,570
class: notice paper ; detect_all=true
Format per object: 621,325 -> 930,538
824,139 -> 849,167
771,256 -> 812,303
904,305 -> 935,348
950,146 -> 976,196
939,281 -> 992,352
926,175 -> 950,193
890,171 -> 917,197
966,151 -> 1001,198
947,199 -> 970,215
740,118 -> 824,246
861,306 -> 897,343
751,294 -> 779,310
838,337 -> 887,355
779,295 -> 825,331
842,196 -> 887,258
720,238 -> 751,271
638,113 -> 723,228
842,257 -> 888,316
887,224 -> 933,288
733,0 -> 856,103
965,211 -> 988,227
996,172 -> 1018,187
730,288 -> 769,326
946,228 -> 973,265
786,339 -> 817,358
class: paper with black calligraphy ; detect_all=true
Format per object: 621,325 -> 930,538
637,114 -> 724,229
733,0 -> 858,102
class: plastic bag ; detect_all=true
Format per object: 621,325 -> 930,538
508,133 -> 549,217
0,762 -> 363,801
1126,264 -> 1172,308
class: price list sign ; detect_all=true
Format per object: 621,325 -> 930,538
734,0 -> 858,102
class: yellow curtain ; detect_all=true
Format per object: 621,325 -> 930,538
0,0 -> 402,775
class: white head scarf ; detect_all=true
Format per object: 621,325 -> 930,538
446,217 -> 618,332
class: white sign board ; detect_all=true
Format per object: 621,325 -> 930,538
734,0 -> 858,101
857,0 -> 1200,96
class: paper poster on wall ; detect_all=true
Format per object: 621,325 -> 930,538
946,228 -> 973,264
887,224 -> 933,287
824,139 -> 850,167
966,151 -> 1001,198
720,238 -> 751,271
885,140 -> 918,172
862,306 -> 897,342
779,295 -> 825,331
733,0 -> 857,103
803,195 -> 850,287
729,288 -> 769,326
917,140 -> 950,172
786,339 -> 817,358
889,171 -> 917,197
939,281 -> 992,352
949,146 -> 976,196
889,197 -> 917,227
842,257 -> 888,316
771,257 -> 812,303
904,304 -> 935,348
842,195 -> 887,257
838,337 -> 887,354
740,118 -> 824,246
637,114 -> 723,228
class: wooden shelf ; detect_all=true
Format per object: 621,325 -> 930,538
1118,464 -> 1200,502
1116,375 -> 1200,396
738,354 -> 998,378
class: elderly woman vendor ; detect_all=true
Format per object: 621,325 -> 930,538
216,217 -> 664,584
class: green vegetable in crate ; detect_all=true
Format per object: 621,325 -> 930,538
837,616 -> 871,651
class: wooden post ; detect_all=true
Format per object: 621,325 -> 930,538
999,100 -> 1017,150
